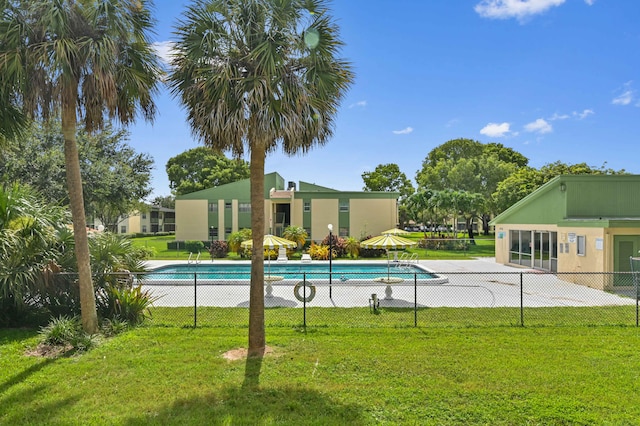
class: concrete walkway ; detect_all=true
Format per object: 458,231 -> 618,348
141,258 -> 637,308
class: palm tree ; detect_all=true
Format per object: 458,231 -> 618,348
283,226 -> 308,252
0,0 -> 161,332
170,0 -> 353,356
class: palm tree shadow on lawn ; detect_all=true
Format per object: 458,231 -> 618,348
123,383 -> 366,425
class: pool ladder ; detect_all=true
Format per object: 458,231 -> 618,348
396,252 -> 418,269
187,252 -> 201,264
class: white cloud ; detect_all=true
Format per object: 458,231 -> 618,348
549,112 -> 570,121
480,122 -> 511,137
584,0 -> 595,5
392,127 -> 414,135
349,100 -> 367,109
573,109 -> 594,119
152,41 -> 176,65
612,91 -> 633,106
612,81 -> 635,105
446,118 -> 460,128
524,118 -> 552,134
475,0 -> 566,21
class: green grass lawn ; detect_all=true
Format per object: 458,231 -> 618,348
132,233 -> 496,261
2,320 -> 640,425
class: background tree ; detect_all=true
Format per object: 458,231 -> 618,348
362,163 -> 415,201
492,161 -> 627,213
0,0 -> 161,333
416,139 -> 525,235
283,225 -> 308,252
169,0 -> 353,356
0,120 -> 154,232
166,147 -> 250,195
150,195 -> 176,209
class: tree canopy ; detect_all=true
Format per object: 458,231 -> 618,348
362,163 -> 415,202
0,120 -> 154,231
166,147 -> 250,195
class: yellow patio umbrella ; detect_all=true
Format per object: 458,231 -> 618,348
360,234 -> 417,285
241,234 -> 297,296
381,228 -> 410,261
381,228 -> 410,235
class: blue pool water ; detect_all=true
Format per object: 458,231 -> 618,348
148,262 -> 438,281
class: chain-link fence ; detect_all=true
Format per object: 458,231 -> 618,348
119,270 -> 640,329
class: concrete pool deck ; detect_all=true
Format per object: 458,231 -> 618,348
142,258 -> 637,308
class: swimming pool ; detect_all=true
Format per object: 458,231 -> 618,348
146,262 -> 447,285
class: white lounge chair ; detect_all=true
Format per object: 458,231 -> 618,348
277,247 -> 288,263
301,253 -> 312,263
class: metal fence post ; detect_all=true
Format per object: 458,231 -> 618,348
194,272 -> 197,328
520,272 -> 524,327
632,272 -> 640,327
303,273 -> 307,328
414,273 -> 418,327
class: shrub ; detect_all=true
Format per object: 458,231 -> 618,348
167,240 -> 181,250
321,234 -> 347,258
101,317 -> 130,336
344,237 -> 360,258
100,285 -> 159,326
39,315 -> 81,346
308,242 -> 330,260
227,229 -> 252,255
209,240 -> 228,258
185,240 -> 205,253
418,237 -> 469,251
39,315 -> 96,352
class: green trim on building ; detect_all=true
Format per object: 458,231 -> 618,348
491,175 -> 640,226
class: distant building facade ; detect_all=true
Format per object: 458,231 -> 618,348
491,175 -> 640,289
113,205 -> 175,234
175,172 -> 399,242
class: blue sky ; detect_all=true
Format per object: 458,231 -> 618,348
129,0 -> 640,198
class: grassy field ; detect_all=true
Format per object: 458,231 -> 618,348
2,322 -> 640,425
132,233 -> 496,261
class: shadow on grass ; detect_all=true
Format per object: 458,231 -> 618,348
0,328 -> 38,345
123,384 -> 366,425
0,357 -> 59,395
0,384 -> 80,424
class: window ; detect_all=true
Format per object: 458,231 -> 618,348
225,202 -> 232,209
225,227 -> 232,236
339,227 -> 348,237
239,203 -> 251,213
141,213 -> 146,219
339,200 -> 349,212
120,226 -> 126,234
208,203 -> 218,213
577,235 -> 586,256
142,225 -> 147,233
303,201 -> 310,212
210,227 -> 218,238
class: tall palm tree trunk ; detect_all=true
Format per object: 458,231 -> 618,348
248,144 -> 266,356
62,98 -> 98,334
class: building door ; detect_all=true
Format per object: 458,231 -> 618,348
533,231 -> 557,272
614,235 -> 640,286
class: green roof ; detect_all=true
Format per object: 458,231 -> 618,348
176,172 -> 399,201
491,175 -> 640,226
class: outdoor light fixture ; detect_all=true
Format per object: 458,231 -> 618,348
559,183 -> 566,192
328,224 -> 333,299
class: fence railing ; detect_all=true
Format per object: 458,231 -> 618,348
102,270 -> 640,329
